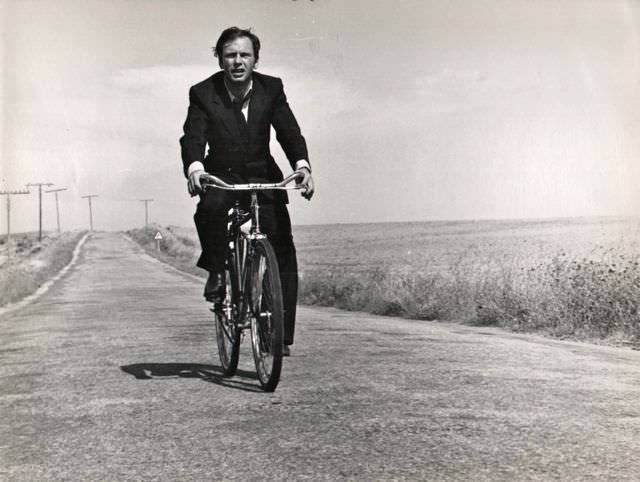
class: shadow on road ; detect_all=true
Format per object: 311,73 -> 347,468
120,363 -> 262,393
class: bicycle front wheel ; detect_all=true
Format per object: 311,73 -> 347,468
249,239 -> 284,392
214,269 -> 240,376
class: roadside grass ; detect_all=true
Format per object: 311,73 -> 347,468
0,231 -> 87,307
126,224 -> 204,278
126,224 -> 640,343
299,250 -> 640,343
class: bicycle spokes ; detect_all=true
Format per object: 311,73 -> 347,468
249,240 -> 284,391
214,270 -> 240,376
218,310 -> 235,343
251,254 -> 267,314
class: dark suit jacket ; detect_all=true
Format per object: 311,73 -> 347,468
180,71 -> 309,203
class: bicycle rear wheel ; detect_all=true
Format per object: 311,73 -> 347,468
214,269 -> 240,376
249,239 -> 284,392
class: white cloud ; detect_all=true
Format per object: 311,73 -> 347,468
112,64 -> 212,92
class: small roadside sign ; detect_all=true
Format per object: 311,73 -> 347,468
154,231 -> 162,251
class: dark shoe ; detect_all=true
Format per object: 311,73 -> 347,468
282,345 -> 291,357
204,272 -> 224,302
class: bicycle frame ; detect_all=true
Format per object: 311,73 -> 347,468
228,202 -> 255,327
202,171 -> 304,326
201,171 -> 305,390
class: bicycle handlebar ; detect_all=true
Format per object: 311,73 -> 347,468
200,171 -> 305,191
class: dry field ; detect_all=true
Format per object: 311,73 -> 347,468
129,217 -> 640,343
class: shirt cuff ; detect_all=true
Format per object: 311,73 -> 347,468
187,161 -> 205,177
295,160 -> 311,172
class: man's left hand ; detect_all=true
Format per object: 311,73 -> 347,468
295,167 -> 315,200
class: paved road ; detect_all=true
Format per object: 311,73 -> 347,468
2,232 -> 640,481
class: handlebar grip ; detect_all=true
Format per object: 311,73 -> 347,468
199,173 -> 228,187
282,171 -> 305,185
199,170 -> 306,190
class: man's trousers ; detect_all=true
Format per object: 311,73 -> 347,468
194,188 -> 298,346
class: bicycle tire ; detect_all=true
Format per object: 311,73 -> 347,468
249,238 -> 284,392
215,267 -> 240,376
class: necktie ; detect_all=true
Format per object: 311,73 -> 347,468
232,90 -> 251,141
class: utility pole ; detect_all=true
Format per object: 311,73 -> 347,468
45,188 -> 67,234
139,199 -> 153,226
81,195 -> 98,231
0,189 -> 30,258
26,182 -> 54,241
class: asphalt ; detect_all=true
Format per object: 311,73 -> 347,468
1,232 -> 640,481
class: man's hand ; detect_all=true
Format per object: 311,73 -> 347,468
295,167 -> 315,200
187,169 -> 205,197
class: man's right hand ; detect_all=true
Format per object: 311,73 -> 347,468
295,167 -> 315,200
187,169 -> 205,196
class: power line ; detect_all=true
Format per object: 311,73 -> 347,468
80,195 -> 98,231
26,182 -> 54,241
45,188 -> 67,234
139,199 -> 153,226
0,189 -> 30,259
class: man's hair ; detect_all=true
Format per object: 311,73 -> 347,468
213,27 -> 261,62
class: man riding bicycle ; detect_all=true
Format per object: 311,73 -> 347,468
179,26 -> 314,356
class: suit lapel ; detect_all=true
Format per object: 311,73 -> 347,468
211,74 -> 241,139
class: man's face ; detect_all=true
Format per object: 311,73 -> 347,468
219,36 -> 256,86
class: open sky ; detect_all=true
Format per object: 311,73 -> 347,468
2,0 -> 640,232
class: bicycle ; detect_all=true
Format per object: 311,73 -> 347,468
199,171 -> 305,392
